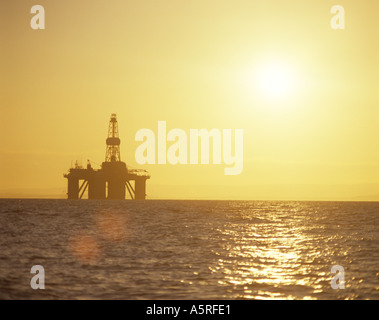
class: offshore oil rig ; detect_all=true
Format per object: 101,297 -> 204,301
64,114 -> 150,200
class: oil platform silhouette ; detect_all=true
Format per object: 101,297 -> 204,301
64,114 -> 150,200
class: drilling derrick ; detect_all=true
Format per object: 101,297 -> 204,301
64,114 -> 150,200
105,114 -> 121,162
102,114 -> 127,200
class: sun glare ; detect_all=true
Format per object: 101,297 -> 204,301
255,61 -> 299,100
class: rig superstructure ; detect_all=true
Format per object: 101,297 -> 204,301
64,114 -> 150,200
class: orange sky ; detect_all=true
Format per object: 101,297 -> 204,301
1,1 -> 378,200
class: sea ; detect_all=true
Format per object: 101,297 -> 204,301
0,199 -> 378,300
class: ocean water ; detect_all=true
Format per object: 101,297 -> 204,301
0,199 -> 378,300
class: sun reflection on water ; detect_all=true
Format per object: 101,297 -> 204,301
210,205 -> 334,299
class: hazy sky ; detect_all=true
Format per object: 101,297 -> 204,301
1,1 -> 378,200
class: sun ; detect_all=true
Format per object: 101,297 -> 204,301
255,61 -> 299,100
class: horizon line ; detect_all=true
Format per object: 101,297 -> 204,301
0,197 -> 378,203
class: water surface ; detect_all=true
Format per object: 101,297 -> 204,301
0,199 -> 378,299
